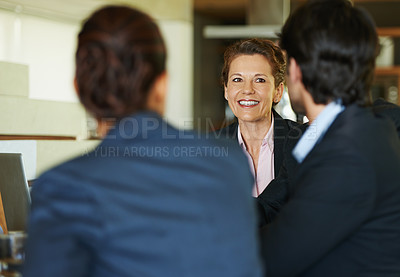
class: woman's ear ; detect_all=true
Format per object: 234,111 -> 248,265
274,82 -> 284,104
224,85 -> 228,101
146,72 -> 168,115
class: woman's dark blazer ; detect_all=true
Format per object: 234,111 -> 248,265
214,109 -> 305,226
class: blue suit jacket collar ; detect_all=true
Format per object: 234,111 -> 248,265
104,111 -> 170,142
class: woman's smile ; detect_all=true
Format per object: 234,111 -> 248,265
238,99 -> 260,107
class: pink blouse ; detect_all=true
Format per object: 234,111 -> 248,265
238,117 -> 275,197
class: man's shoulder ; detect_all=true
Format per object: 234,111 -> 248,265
371,98 -> 400,138
312,104 -> 400,163
331,104 -> 394,137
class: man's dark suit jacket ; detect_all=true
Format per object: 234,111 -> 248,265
23,112 -> 263,277
372,98 -> 400,137
257,99 -> 400,227
215,109 -> 303,225
260,104 -> 400,276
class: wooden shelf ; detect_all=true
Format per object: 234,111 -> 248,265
375,66 -> 400,76
0,134 -> 76,140
377,27 -> 400,37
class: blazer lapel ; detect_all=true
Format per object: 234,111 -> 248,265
273,109 -> 289,176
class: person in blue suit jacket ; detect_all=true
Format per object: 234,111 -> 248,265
260,0 -> 400,276
23,6 -> 263,277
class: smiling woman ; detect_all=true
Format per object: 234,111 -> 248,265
217,39 -> 303,224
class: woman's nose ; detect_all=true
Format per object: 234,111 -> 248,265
242,80 -> 254,94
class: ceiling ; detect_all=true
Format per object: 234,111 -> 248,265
0,0 -> 400,24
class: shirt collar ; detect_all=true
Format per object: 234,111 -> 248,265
292,99 -> 345,163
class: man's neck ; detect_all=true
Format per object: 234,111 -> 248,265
303,93 -> 329,123
295,87 -> 328,123
305,103 -> 328,124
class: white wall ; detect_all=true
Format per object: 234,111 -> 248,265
0,8 -> 193,126
0,9 -> 78,102
160,21 -> 193,128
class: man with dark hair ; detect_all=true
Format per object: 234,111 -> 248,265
260,0 -> 400,276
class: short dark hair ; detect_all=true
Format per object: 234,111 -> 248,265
279,0 -> 378,106
221,39 -> 286,88
75,6 -> 166,119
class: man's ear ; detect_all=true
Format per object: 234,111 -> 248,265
146,72 -> 168,115
288,57 -> 302,85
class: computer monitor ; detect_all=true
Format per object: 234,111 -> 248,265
0,153 -> 31,231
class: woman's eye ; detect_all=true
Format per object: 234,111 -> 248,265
232,78 -> 242,82
255,78 -> 266,83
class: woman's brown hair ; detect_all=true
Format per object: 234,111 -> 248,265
75,6 -> 166,119
221,39 -> 286,88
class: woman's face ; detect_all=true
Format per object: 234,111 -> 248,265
224,54 -> 283,124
